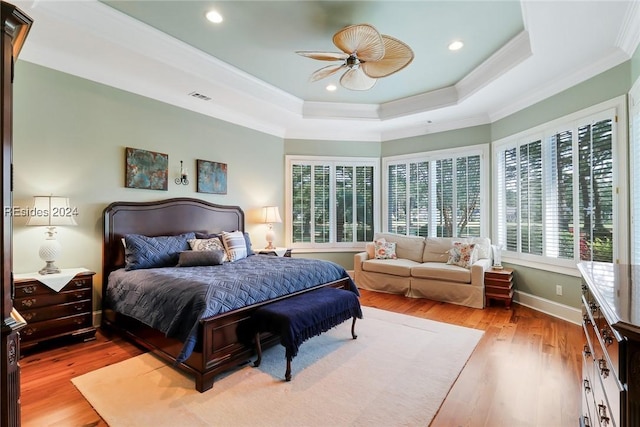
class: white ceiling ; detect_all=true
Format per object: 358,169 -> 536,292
13,0 -> 640,142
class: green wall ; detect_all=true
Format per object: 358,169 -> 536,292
381,124 -> 492,156
632,43 -> 640,85
13,61 -> 284,300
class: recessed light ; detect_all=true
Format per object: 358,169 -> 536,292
326,84 -> 337,92
448,40 -> 464,51
206,10 -> 223,24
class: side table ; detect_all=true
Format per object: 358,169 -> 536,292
258,248 -> 292,257
484,268 -> 514,309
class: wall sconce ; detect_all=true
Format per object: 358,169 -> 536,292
262,206 -> 282,250
175,160 -> 189,185
26,196 -> 77,274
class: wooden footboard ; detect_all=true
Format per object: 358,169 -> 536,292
102,277 -> 352,392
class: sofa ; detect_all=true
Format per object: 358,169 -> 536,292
353,232 -> 492,309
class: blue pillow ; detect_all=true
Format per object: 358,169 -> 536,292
195,231 -> 254,256
124,232 -> 195,270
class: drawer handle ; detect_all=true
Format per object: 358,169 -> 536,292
22,312 -> 36,321
74,304 -> 84,311
20,298 -> 36,308
73,293 -> 84,299
601,328 -> 614,346
598,402 -> 610,425
590,302 -> 598,313
22,327 -> 36,336
583,313 -> 591,325
74,280 -> 86,287
582,415 -> 591,427
583,378 -> 591,393
598,358 -> 610,378
583,344 -> 592,358
21,285 -> 37,294
74,317 -> 85,325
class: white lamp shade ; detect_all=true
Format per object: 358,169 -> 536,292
26,196 -> 77,226
262,206 -> 282,224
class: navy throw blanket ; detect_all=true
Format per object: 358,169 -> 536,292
253,287 -> 363,359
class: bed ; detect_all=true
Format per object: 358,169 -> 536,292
101,197 -> 355,392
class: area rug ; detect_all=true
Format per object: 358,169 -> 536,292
72,307 -> 483,427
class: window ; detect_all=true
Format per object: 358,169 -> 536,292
494,104 -> 623,268
383,145 -> 489,238
286,156 -> 378,249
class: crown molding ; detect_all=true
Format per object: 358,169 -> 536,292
615,0 -> 640,56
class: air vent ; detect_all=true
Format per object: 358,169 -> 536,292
188,91 -> 212,101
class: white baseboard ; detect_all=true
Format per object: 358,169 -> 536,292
513,290 -> 582,325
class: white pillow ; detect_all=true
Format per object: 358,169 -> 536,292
221,231 -> 248,262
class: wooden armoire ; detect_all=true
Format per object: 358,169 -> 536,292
1,2 -> 32,426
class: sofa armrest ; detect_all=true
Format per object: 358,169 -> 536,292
354,252 -> 369,274
470,258 -> 492,287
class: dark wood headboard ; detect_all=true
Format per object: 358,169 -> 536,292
102,198 -> 244,290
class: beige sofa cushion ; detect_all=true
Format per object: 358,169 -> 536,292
361,258 -> 418,277
411,262 -> 471,283
373,232 -> 425,263
422,237 -> 455,262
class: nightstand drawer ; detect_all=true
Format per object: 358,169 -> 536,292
15,289 -> 91,311
20,312 -> 92,343
20,300 -> 91,323
14,276 -> 91,297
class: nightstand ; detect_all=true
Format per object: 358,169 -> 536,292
14,269 -> 96,350
484,268 -> 514,309
258,248 -> 292,257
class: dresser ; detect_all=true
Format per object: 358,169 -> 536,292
14,270 -> 96,350
578,262 -> 640,427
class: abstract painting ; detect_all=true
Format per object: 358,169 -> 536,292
125,147 -> 168,190
197,159 -> 227,194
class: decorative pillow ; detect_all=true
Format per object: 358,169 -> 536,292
221,231 -> 248,262
195,231 -> 255,256
124,232 -> 195,271
374,240 -> 397,260
446,242 -> 478,268
188,237 -> 229,262
177,250 -> 225,267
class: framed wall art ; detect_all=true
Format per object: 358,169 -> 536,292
125,147 -> 168,191
197,159 -> 227,194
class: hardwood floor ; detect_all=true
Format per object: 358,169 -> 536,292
20,290 -> 582,427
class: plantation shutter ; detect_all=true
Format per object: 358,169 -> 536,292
503,147 -> 518,252
519,140 -> 543,255
577,119 -> 613,262
434,158 -> 454,237
409,161 -> 429,236
387,163 -> 407,235
292,164 -> 312,243
313,165 -> 331,244
545,130 -> 574,259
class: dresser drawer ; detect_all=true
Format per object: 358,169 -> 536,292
20,300 -> 91,323
582,352 -> 597,427
20,312 -> 93,343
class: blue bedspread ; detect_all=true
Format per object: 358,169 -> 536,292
105,255 -> 358,362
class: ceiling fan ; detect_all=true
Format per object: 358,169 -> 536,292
296,24 -> 414,91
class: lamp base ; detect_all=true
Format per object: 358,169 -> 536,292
39,261 -> 61,275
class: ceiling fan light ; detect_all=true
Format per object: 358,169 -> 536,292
326,84 -> 337,92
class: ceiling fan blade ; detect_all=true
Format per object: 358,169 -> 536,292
361,35 -> 414,79
310,63 -> 346,82
296,51 -> 349,61
333,24 -> 384,62
340,68 -> 377,91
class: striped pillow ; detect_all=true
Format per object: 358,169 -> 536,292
221,231 -> 248,262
